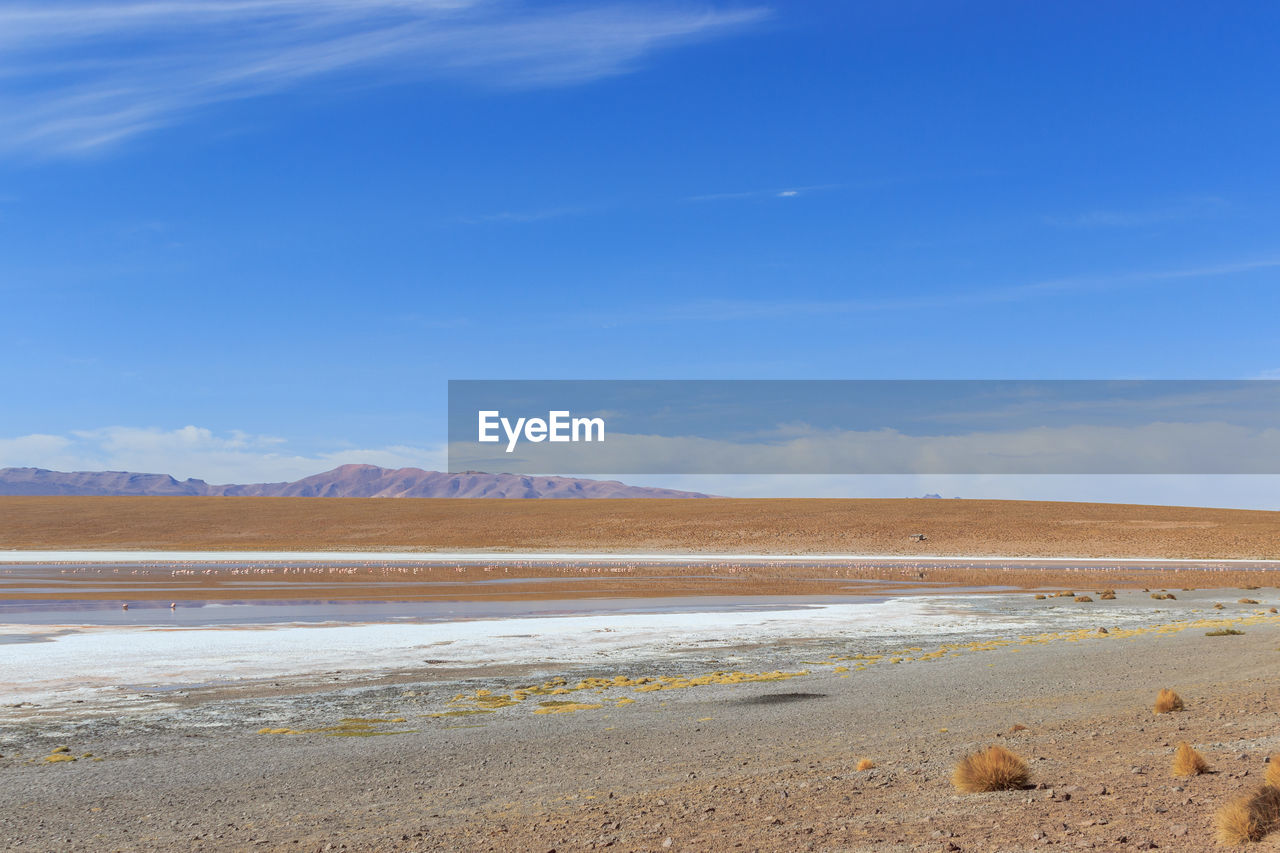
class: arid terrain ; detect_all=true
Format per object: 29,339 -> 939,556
2,496 -> 1279,558
6,498 -> 1280,852
6,594 -> 1280,852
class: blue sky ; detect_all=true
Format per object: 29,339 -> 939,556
1,1 -> 1278,500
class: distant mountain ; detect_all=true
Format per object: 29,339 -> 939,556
0,464 -> 713,499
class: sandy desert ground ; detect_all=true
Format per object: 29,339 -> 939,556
2,496 -> 1279,558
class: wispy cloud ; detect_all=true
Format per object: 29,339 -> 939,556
0,1 -> 768,156
1047,196 -> 1229,228
686,183 -> 838,202
574,255 -> 1280,325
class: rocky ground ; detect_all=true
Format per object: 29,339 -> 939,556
5,592 -> 1280,851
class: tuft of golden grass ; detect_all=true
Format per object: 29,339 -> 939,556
951,745 -> 1029,793
1240,598 -> 1261,604
1100,592 -> 1117,600
1215,785 -> 1280,844
1207,628 -> 1245,636
1172,742 -> 1209,777
1075,595 -> 1094,602
1267,757 -> 1280,789
1154,688 -> 1184,714
856,758 -> 875,771
1033,593 -> 1047,600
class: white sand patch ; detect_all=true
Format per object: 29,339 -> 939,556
0,595 -> 1154,709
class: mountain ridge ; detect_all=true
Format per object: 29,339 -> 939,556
0,464 -> 713,499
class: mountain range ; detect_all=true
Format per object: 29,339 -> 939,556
0,464 -> 713,499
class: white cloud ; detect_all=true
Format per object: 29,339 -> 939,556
686,183 -> 835,202
0,1 -> 768,155
0,425 -> 445,483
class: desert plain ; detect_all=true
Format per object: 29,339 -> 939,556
3,496 -> 1280,852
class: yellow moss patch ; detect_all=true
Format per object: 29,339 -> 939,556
533,702 -> 605,715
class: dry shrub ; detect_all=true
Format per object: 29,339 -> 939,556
1053,591 -> 1074,598
1270,608 -> 1278,614
1033,594 -> 1046,600
952,745 -> 1029,793
1154,688 -> 1184,714
1267,757 -> 1280,789
1214,603 -> 1226,609
1240,598 -> 1261,605
1075,595 -> 1094,602
856,758 -> 875,771
1215,785 -> 1280,844
1100,592 -> 1117,600
1097,588 -> 1116,596
1172,742 -> 1209,777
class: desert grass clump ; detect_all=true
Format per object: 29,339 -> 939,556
856,758 -> 876,771
1207,628 -> 1245,637
1100,592 -> 1117,600
1075,595 -> 1094,602
1240,598 -> 1261,605
1266,757 -> 1280,788
1033,593 -> 1046,600
1215,785 -> 1280,844
951,745 -> 1029,793
1172,742 -> 1209,777
1154,688 -> 1185,714
1214,603 -> 1226,609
